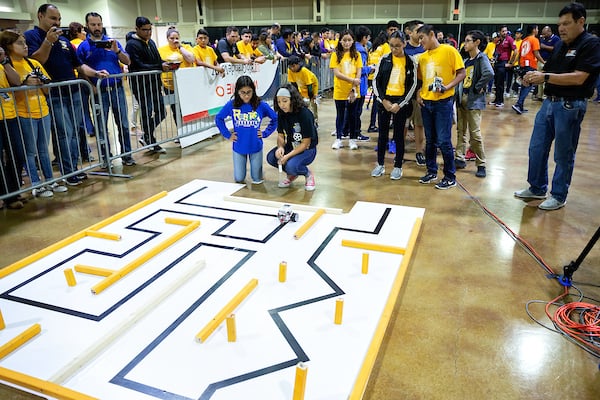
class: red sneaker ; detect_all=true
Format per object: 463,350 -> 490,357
465,149 -> 477,161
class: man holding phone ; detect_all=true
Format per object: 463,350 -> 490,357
77,11 -> 135,167
24,3 -> 109,185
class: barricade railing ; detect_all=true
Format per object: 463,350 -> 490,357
1,62 -> 334,204
1,79 -> 106,203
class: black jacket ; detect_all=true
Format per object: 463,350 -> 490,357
372,52 -> 418,108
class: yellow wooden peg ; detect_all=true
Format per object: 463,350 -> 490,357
226,314 -> 236,342
0,309 -> 5,330
293,362 -> 308,400
361,253 -> 369,274
334,298 -> 344,325
0,324 -> 41,359
64,268 -> 77,287
279,261 -> 287,283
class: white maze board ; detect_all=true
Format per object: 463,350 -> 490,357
0,180 -> 424,400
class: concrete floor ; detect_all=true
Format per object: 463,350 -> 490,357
1,94 -> 600,399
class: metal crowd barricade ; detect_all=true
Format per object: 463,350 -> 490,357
0,79 -> 106,203
277,56 -> 332,94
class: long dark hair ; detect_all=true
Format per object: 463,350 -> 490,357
334,29 -> 358,62
371,30 -> 388,52
232,75 -> 260,109
273,83 -> 305,114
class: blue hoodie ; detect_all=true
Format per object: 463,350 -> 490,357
216,101 -> 278,155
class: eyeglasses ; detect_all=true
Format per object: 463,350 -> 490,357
239,90 -> 253,96
390,45 -> 403,49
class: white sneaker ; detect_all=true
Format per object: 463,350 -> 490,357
331,139 -> 342,149
331,129 -> 337,136
32,186 -> 54,198
390,167 -> 403,180
371,165 -> 385,177
349,139 -> 358,150
50,182 -> 68,193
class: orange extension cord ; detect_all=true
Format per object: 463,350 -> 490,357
457,180 -> 600,359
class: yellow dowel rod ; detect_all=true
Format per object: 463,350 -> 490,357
293,362 -> 308,400
196,278 -> 258,343
279,261 -> 287,283
334,298 -> 344,325
74,265 -> 115,277
0,309 -> 5,330
226,314 -> 236,342
64,269 -> 77,287
84,230 -> 121,241
361,253 -> 369,274
164,217 -> 199,226
341,239 -> 406,254
0,366 -> 99,400
294,209 -> 325,240
91,221 -> 200,295
0,191 -> 167,279
0,323 -> 41,359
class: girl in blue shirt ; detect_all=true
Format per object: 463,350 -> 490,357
216,75 -> 277,184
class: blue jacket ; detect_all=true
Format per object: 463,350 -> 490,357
355,42 -> 370,97
216,101 -> 277,155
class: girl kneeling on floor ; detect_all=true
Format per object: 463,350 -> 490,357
266,84 -> 318,191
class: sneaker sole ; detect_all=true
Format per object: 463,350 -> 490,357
514,192 -> 547,200
419,177 -> 437,184
435,183 -> 457,190
538,201 -> 566,211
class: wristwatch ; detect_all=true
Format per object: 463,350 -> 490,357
1,57 -> 9,66
544,74 -> 550,83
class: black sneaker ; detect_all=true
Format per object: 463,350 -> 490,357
511,104 -> 523,114
66,176 -> 82,186
415,152 -> 426,166
138,137 -> 147,147
419,173 -> 437,184
367,126 -> 378,133
153,145 -> 167,154
435,178 -> 457,190
122,156 -> 136,166
455,159 -> 467,169
356,134 -> 370,141
476,166 -> 486,178
77,173 -> 88,180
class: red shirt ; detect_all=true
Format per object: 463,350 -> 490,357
496,35 -> 515,61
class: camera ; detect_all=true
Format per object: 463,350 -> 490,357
93,40 -> 112,49
28,67 -> 51,84
428,76 -> 445,93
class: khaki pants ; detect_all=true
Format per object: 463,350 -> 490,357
455,96 -> 486,166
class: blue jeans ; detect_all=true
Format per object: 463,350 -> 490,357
420,97 -> 456,180
20,115 -> 53,185
49,93 -> 84,175
97,83 -> 132,159
266,147 -> 316,177
516,66 -> 535,107
232,150 -> 263,183
0,118 -> 25,201
527,98 -> 587,202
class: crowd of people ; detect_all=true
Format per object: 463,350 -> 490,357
1,2 -> 599,212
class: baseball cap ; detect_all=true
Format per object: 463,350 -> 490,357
515,28 -> 523,33
491,32 -> 498,39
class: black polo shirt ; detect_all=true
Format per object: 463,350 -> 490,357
216,38 -> 239,63
544,31 -> 600,99
24,26 -> 81,83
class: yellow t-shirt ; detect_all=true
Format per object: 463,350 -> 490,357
193,45 -> 218,67
330,51 -> 363,100
483,42 -> 496,61
379,42 -> 391,57
513,39 -> 523,66
158,44 -> 196,90
287,67 -> 319,98
418,44 -> 465,101
236,41 -> 262,58
11,58 -> 49,119
386,55 -> 406,96
324,39 -> 337,52
368,46 -> 385,80
0,65 -> 17,120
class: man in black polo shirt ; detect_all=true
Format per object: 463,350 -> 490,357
216,26 -> 251,65
514,2 -> 600,211
24,3 -> 109,185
